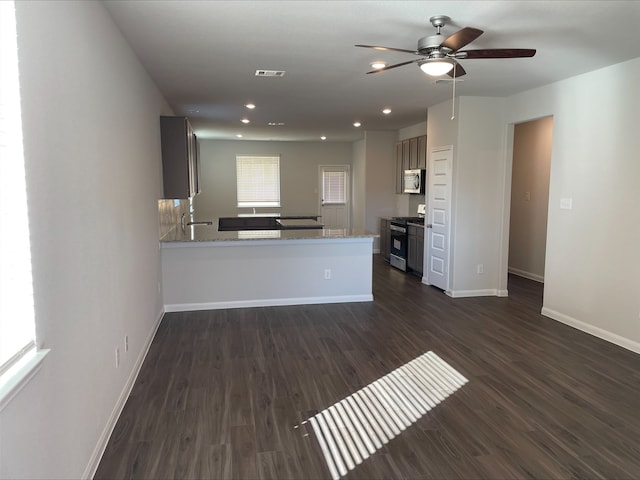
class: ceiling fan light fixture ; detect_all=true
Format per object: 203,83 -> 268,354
370,61 -> 386,70
419,58 -> 454,76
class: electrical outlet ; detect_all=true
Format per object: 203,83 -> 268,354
124,335 -> 129,352
525,191 -> 531,201
477,264 -> 484,274
157,281 -> 161,294
324,269 -> 332,280
115,348 -> 120,368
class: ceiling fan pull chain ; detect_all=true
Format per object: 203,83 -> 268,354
451,63 -> 456,120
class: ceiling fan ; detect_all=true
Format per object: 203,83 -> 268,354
356,15 -> 536,78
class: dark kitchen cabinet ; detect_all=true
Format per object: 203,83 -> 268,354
409,137 -> 419,169
407,223 -> 424,275
417,135 -> 427,169
395,134 -> 427,193
402,139 -> 410,171
160,116 -> 200,199
380,218 -> 390,261
395,142 -> 404,194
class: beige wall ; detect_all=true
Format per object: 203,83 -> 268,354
192,140 -> 353,219
508,117 -> 553,282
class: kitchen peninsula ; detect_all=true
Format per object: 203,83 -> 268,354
160,217 -> 377,312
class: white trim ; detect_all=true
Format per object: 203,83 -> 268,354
165,294 -> 374,313
508,267 -> 544,283
541,307 -> 640,355
0,348 -> 50,412
83,307 -> 165,479
446,289 -> 509,298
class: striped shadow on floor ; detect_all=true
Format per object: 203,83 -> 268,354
302,351 -> 468,480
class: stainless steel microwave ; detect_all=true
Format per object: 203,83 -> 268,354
403,169 -> 425,194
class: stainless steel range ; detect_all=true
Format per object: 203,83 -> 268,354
389,204 -> 425,272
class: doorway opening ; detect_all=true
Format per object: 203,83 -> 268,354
507,116 -> 553,306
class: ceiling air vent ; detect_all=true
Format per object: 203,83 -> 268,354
255,70 -> 286,77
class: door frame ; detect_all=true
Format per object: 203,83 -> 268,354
318,164 -> 351,229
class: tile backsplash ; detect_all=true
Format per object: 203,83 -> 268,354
158,199 -> 189,240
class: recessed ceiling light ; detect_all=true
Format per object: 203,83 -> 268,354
321,136 -> 327,140
353,122 -> 361,127
245,103 -> 256,109
382,108 -> 392,115
370,62 -> 386,70
236,134 -> 243,138
241,118 -> 250,124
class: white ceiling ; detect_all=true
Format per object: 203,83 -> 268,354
103,1 -> 640,142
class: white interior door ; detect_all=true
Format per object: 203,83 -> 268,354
319,165 -> 350,229
426,146 -> 452,291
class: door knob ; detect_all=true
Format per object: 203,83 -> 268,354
426,224 -> 433,228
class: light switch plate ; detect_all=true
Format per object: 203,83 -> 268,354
560,198 -> 573,210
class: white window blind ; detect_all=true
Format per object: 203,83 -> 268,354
322,170 -> 347,204
236,155 -> 280,207
0,0 -> 37,375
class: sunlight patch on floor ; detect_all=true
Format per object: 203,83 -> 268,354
303,351 -> 468,480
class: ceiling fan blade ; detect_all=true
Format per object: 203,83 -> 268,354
457,48 -> 536,59
366,59 -> 419,74
447,62 -> 466,78
440,27 -> 483,52
355,44 -> 417,55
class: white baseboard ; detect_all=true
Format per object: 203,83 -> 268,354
446,289 -> 508,298
83,307 -> 165,479
541,307 -> 640,355
165,294 -> 374,312
508,267 -> 544,283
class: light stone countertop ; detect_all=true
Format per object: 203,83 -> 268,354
160,217 -> 377,244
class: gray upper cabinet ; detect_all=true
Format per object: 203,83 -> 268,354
160,116 -> 200,199
409,137 -> 419,169
395,142 -> 404,194
396,134 -> 427,193
417,135 -> 427,169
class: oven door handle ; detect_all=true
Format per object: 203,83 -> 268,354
390,225 -> 406,233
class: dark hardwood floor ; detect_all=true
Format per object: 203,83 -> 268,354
95,255 -> 640,479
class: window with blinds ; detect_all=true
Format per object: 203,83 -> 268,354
236,155 -> 281,208
322,170 -> 347,204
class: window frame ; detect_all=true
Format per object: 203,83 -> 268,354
235,155 -> 281,209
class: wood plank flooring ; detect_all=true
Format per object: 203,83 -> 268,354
95,255 -> 640,479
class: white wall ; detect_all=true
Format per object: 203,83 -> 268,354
504,57 -> 640,352
426,97 -> 509,296
427,58 -> 640,352
162,239 -> 374,311
1,2 -> 170,478
192,140 -> 353,219
453,97 -> 508,295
